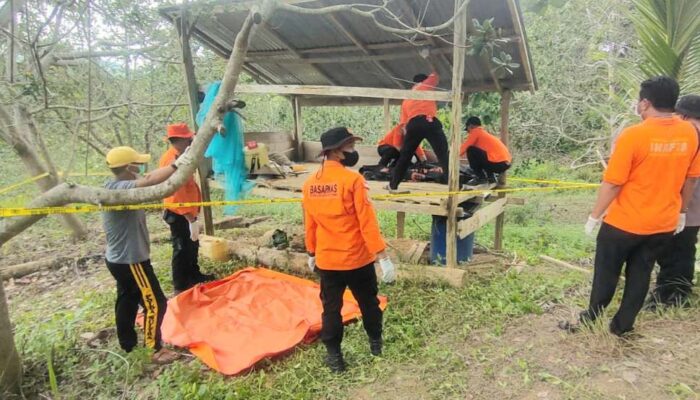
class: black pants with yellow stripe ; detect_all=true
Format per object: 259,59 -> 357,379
106,260 -> 167,352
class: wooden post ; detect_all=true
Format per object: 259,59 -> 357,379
178,12 -> 214,235
383,98 -> 406,237
446,0 -> 468,268
292,96 -> 304,161
494,90 -> 512,250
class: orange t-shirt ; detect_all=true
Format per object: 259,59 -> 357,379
159,147 -> 202,217
459,127 -> 512,163
603,116 -> 700,235
378,124 -> 426,159
399,72 -> 439,125
302,160 -> 386,271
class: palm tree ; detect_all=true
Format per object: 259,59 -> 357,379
629,0 -> 700,93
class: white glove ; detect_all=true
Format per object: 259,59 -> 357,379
675,213 -> 687,235
174,146 -> 194,169
584,215 -> 601,237
378,257 -> 396,283
188,219 -> 201,242
307,256 -> 316,273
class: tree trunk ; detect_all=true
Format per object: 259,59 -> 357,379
2,106 -> 88,240
0,282 -> 21,396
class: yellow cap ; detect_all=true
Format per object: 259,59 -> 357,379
105,146 -> 151,168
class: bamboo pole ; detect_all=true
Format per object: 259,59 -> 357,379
446,0 -> 468,268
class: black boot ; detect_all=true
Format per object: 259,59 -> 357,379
487,173 -> 498,184
369,338 -> 383,356
324,352 -> 346,373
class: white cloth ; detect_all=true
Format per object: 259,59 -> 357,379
378,257 -> 396,283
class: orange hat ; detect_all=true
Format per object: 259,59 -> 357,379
166,123 -> 195,139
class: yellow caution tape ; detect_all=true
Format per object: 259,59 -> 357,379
0,173 -> 50,195
0,183 -> 599,218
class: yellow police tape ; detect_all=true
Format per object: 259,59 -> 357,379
0,171 -> 112,196
0,182 -> 599,218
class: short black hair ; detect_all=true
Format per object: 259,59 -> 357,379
465,116 -> 482,128
413,73 -> 428,83
639,76 -> 679,112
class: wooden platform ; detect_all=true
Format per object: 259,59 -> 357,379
210,162 -> 497,218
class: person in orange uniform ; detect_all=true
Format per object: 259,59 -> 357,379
159,123 -> 215,293
459,116 -> 512,185
303,127 -> 396,373
566,76 -> 700,336
389,65 -> 449,190
377,123 -> 428,172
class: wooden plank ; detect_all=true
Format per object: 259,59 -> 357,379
298,97 -> 402,107
247,47 -> 455,64
260,22 -> 338,85
396,212 -> 406,238
235,84 -> 452,102
292,97 -> 303,161
446,0 -> 468,269
540,255 -> 598,277
246,38 -> 436,58
506,0 -> 537,92
494,90 -> 512,250
383,98 -> 392,132
177,13 -> 214,235
327,14 -> 403,89
457,197 -> 507,239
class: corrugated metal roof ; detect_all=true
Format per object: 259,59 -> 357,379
160,0 -> 537,98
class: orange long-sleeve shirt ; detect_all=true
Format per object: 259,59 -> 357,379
159,147 -> 202,217
459,127 -> 512,163
302,160 -> 386,271
378,124 -> 426,160
399,72 -> 439,125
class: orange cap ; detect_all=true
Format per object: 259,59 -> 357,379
166,123 -> 195,139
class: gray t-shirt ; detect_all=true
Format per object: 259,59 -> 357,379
686,184 -> 700,227
102,180 -> 150,264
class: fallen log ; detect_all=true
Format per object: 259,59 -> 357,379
202,235 -> 466,287
151,216 -> 271,244
539,255 -> 596,276
1,254 -> 102,280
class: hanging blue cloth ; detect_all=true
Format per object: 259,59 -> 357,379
197,81 -> 254,215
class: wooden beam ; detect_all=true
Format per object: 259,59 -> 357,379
235,84 -> 452,102
383,98 -> 392,132
260,22 -> 338,85
446,0 -> 468,269
458,197 -> 507,239
494,90 -> 513,250
326,14 -> 403,89
506,0 -> 537,92
396,212 -> 406,238
177,14 -> 214,235
397,0 -> 453,72
299,97 -> 401,107
292,96 -> 304,161
247,47 -> 456,65
246,39 -> 437,58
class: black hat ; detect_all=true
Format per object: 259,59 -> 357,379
318,127 -> 363,157
676,95 -> 700,119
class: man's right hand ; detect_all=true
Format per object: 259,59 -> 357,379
584,215 -> 601,236
174,146 -> 194,169
307,256 -> 316,273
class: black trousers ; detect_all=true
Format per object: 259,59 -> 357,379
390,116 -> 449,189
654,225 -> 699,302
318,263 -> 383,354
378,145 -> 401,167
466,146 -> 510,178
106,260 -> 167,352
585,223 -> 672,335
164,210 -> 202,291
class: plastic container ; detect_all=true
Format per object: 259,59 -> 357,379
199,236 -> 231,262
429,216 -> 475,265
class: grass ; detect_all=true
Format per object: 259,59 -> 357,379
9,160 -> 700,399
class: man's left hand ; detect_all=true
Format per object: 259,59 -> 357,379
675,213 -> 687,235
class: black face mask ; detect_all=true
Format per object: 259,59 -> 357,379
341,150 -> 359,167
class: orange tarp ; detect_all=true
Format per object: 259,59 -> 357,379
160,267 -> 388,375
